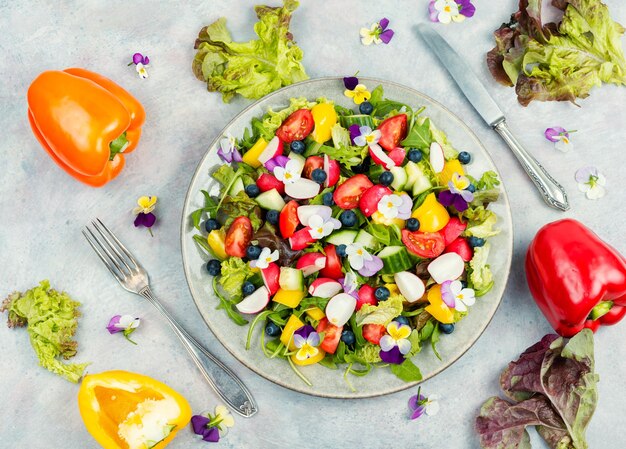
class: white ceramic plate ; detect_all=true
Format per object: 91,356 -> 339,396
181,77 -> 513,398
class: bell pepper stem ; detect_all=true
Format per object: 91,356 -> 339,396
589,301 -> 614,321
109,132 -> 129,160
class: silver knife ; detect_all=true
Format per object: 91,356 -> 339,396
416,24 -> 569,211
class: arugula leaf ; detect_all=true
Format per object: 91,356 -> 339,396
390,358 -> 423,382
430,323 -> 441,360
367,223 -> 392,246
401,117 -> 432,149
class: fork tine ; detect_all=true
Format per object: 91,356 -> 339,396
82,229 -> 124,283
84,227 -> 127,276
91,220 -> 134,273
95,218 -> 142,270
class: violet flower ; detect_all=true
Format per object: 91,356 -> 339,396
545,126 -> 576,152
379,321 -> 412,364
358,255 -> 383,277
264,155 -> 289,172
360,18 -> 394,45
343,76 -> 359,91
438,173 -> 474,212
132,53 -> 150,65
107,314 -> 140,344
129,53 -> 150,79
408,387 -> 440,420
191,405 -> 234,443
217,134 -> 243,163
293,325 -> 321,362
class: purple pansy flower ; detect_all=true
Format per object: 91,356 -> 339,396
438,173 -> 474,212
191,405 -> 235,443
293,325 -> 321,361
545,126 -> 576,152
379,321 -> 412,364
129,52 -> 150,78
349,124 -> 361,145
343,76 -> 359,91
217,134 -> 243,163
408,387 -> 440,420
429,0 -> 475,24
134,212 -> 156,228
132,52 -> 150,65
133,196 -> 157,235
380,345 -> 404,364
264,155 -> 289,172
360,18 -> 394,45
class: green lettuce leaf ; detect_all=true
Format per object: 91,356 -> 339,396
465,211 -> 500,238
192,0 -> 308,103
351,343 -> 382,364
218,193 -> 263,231
400,117 -> 432,149
355,293 -> 404,326
318,143 -> 368,168
219,257 -> 254,300
469,244 -> 494,295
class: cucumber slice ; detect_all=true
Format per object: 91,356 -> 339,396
279,267 -> 305,291
390,166 -> 408,191
354,229 -> 381,251
405,161 -> 432,196
326,229 -> 358,246
368,164 -> 385,182
288,152 -> 306,166
412,173 -> 432,197
378,246 -> 413,274
339,114 -> 375,129
255,189 -> 286,211
229,178 -> 245,196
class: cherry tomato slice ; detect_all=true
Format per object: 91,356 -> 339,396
224,216 -> 253,258
276,109 -> 314,143
377,114 -> 408,151
401,229 -> 445,258
279,200 -> 299,238
320,244 -> 343,279
362,324 -> 386,345
303,156 -> 324,179
333,174 -> 374,210
316,318 -> 343,354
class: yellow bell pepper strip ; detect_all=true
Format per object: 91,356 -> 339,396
425,285 -> 455,324
27,68 -> 145,187
305,306 -> 326,321
241,137 -> 268,168
207,229 -> 228,260
311,103 -> 337,143
411,193 -> 450,233
78,370 -> 191,449
437,159 -> 465,186
272,288 -> 306,308
280,314 -> 304,351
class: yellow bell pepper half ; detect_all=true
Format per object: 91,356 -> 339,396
425,285 -> 455,324
311,103 -> 337,143
411,193 -> 450,233
78,370 -> 192,449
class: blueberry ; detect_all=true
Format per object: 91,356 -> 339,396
406,218 -> 420,232
323,192 -> 335,206
266,210 -> 279,225
467,184 -> 476,193
246,245 -> 262,260
204,218 -> 219,232
206,259 -> 221,276
379,171 -> 394,186
352,157 -> 370,174
341,329 -> 356,345
359,101 -> 374,115
242,281 -> 256,296
394,316 -> 410,326
339,210 -> 357,227
407,149 -> 423,162
290,140 -> 306,154
461,280 -> 468,289
375,286 -> 390,301
439,322 -> 455,334
458,151 -> 472,164
311,168 -> 327,184
245,184 -> 260,198
336,244 -> 347,257
468,236 -> 486,248
265,321 -> 281,337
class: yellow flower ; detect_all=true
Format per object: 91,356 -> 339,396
344,84 -> 372,105
214,405 -> 235,429
133,196 -> 157,215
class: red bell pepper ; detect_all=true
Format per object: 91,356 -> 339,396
525,219 -> 626,337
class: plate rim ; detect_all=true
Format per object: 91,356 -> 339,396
180,76 -> 514,399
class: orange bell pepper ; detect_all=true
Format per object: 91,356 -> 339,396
27,68 -> 145,187
78,370 -> 191,449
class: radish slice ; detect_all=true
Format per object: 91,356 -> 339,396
308,278 -> 343,298
325,293 -> 357,327
285,178 -> 321,199
236,286 -> 270,314
324,155 -> 340,187
394,271 -> 426,303
369,144 -> 396,170
427,252 -> 465,284
261,263 -> 280,295
429,142 -> 445,173
295,253 -> 327,277
258,136 -> 284,164
297,205 -> 332,226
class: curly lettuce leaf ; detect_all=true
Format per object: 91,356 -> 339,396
219,257 -> 254,301
350,343 -> 382,364
466,211 -> 500,238
219,192 -> 263,231
469,244 -> 494,295
355,293 -> 404,326
192,0 -> 308,102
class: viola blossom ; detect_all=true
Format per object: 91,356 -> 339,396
408,387 -> 440,420
249,247 -> 279,269
345,242 -> 382,276
264,155 -> 289,172
545,127 -> 576,152
308,214 -> 339,240
438,173 -> 474,211
339,271 -> 359,299
360,18 -> 394,46
344,77 -> 372,105
133,196 -> 157,235
352,126 -> 381,147
429,0 -> 474,24
377,193 -> 411,220
441,280 -> 475,312
217,134 -> 242,163
129,52 -> 150,79
191,405 -> 235,443
379,321 -> 412,364
107,314 -> 140,344
293,325 -> 321,361
273,158 -> 302,185
575,166 -> 606,200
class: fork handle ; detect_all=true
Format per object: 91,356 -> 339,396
140,287 -> 258,417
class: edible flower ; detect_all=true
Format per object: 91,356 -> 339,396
575,166 -> 606,200
377,194 -> 403,220
429,0 -> 475,24
264,155 -> 289,172
339,271 -> 359,299
107,314 -> 140,344
344,83 -> 372,105
379,321 -> 411,364
358,254 -> 383,277
345,242 -> 379,274
545,127 -> 576,152
133,196 -> 157,235
438,173 -> 474,211
293,325 -> 321,361
352,126 -> 381,147
217,134 -> 243,163
308,214 -> 337,240
360,18 -> 395,46
129,52 -> 150,79
408,387 -> 440,420
250,247 -> 279,269
441,280 -> 475,312
273,158 -> 302,184
191,405 -> 235,443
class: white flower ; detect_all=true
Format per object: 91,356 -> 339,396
308,215 -> 335,240
345,242 -> 373,271
360,23 -> 382,46
380,321 -> 412,354
353,126 -> 381,147
555,135 -> 574,152
377,194 -> 403,219
273,159 -> 302,185
442,280 -> 475,312
135,62 -> 149,79
575,166 -> 606,200
434,0 -> 461,24
250,247 -> 279,269
423,394 -> 440,416
343,271 -> 358,295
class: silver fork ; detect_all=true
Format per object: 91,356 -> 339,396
83,218 -> 258,417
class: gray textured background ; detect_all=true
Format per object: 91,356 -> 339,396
1,1 -> 625,448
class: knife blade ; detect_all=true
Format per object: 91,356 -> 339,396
416,24 -> 569,211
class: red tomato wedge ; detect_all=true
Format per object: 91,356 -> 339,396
333,174 -> 374,210
316,318 -> 343,354
401,229 -> 445,258
320,244 -> 343,279
444,237 -> 473,262
279,200 -> 299,238
377,114 -> 408,151
276,109 -> 314,143
303,156 -> 324,179
440,217 -> 467,246
362,324 -> 386,345
225,216 -> 253,258
359,185 -> 393,217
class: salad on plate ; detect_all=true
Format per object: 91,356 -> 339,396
191,82 -> 501,386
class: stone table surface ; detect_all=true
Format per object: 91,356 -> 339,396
1,1 -> 625,448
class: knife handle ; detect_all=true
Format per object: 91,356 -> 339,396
493,120 -> 569,211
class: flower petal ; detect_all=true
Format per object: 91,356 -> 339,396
575,166 -> 597,183
544,127 -> 567,142
203,426 -> 220,442
191,415 -> 211,435
425,400 -> 440,416
358,255 -> 383,276
380,346 -> 404,364
132,53 -> 144,65
379,18 -> 390,30
380,29 -> 394,44
438,190 -> 455,207
106,315 -> 123,334
397,338 -> 412,355
343,76 -> 359,91
586,185 -> 606,200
